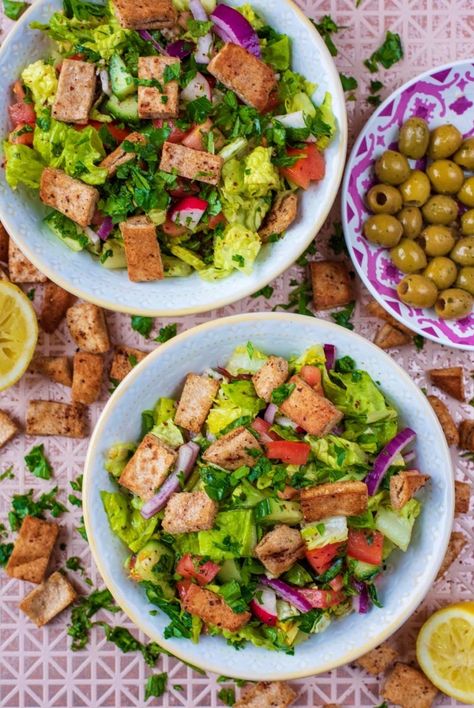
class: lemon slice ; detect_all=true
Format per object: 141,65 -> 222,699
416,602 -> 474,704
0,281 -> 38,391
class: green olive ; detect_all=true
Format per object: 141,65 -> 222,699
428,124 -> 463,159
399,170 -> 431,207
419,225 -> 456,257
390,239 -> 427,273
453,137 -> 474,170
424,257 -> 458,289
363,214 -> 403,247
398,117 -> 430,159
426,160 -> 464,194
456,266 -> 474,295
461,209 -> 474,236
421,195 -> 459,225
450,236 -> 474,266
366,184 -> 403,214
397,206 -> 423,239
457,176 -> 474,207
397,274 -> 438,308
374,150 -> 411,185
435,288 -> 474,319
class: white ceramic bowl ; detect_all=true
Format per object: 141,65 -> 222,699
0,0 -> 347,316
83,313 -> 454,680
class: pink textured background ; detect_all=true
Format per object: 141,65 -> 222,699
0,1 -> 473,706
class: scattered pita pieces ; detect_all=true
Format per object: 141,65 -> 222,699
427,395 -> 459,446
29,356 -> 72,387
235,681 -> 296,708
459,420 -> 474,452
428,366 -> 465,401
6,516 -> 59,584
110,345 -> 148,382
0,222 -> 9,263
365,299 -> 413,335
382,662 -> 437,708
356,641 -> 399,675
19,571 -> 76,627
72,352 -> 104,405
374,322 -> 411,349
310,260 -> 354,310
436,531 -> 468,580
40,281 -> 76,334
0,409 -> 19,448
66,302 -> 110,354
390,471 -> 430,510
26,400 -> 87,438
454,480 -> 470,514
8,240 -> 47,284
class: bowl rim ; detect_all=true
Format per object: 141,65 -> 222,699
341,57 -> 474,351
0,0 -> 348,317
83,311 -> 454,680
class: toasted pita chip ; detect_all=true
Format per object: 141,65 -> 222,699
0,222 -> 9,263
119,433 -> 177,501
356,641 -> 399,675
19,571 -> 76,627
40,168 -> 99,228
235,681 -> 296,708
174,374 -> 220,434
0,265 -> 9,281
29,356 -> 73,387
0,409 -> 19,448
26,400 -> 87,438
374,322 -> 411,349
390,470 -> 430,510
40,281 -> 76,334
52,59 -> 96,124
160,142 -> 223,185
436,531 -> 468,580
72,352 -> 104,404
382,662 -> 437,708
259,193 -> 298,243
113,0 -> 177,29
66,302 -> 110,354
454,480 -> 470,514
459,420 -> 474,451
311,260 -> 354,310
429,367 -> 465,401
365,299 -> 413,335
300,481 -> 368,522
110,345 -> 148,382
8,240 -> 47,283
6,516 -> 59,584
427,395 -> 459,447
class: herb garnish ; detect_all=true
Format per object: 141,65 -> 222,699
273,278 -> 314,317
24,444 -> 53,480
131,315 -> 154,338
364,31 -> 403,72
311,15 -> 345,57
271,382 -> 296,406
145,672 -> 168,700
155,323 -> 178,343
2,0 -> 27,20
331,301 -> 355,330
8,487 -> 67,531
251,285 -> 274,299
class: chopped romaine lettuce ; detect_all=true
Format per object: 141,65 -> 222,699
226,343 -> 268,375
100,490 -> 157,553
172,0 -> 216,12
21,60 -> 58,107
151,420 -> 184,449
238,4 -> 265,30
289,344 -> 325,373
154,398 -> 176,425
323,370 -> 398,424
214,622 -> 291,652
104,442 -> 137,477
243,147 -> 280,197
3,143 -> 44,189
162,256 -> 193,278
206,380 -> 264,435
375,499 -> 421,551
316,92 -> 337,149
300,515 -> 348,550
343,418 -> 399,454
262,35 -> 291,71
213,223 -> 261,275
197,509 -> 256,560
307,435 -> 368,472
44,211 -> 90,251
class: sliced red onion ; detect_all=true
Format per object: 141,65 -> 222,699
189,0 -> 207,20
210,4 -> 261,58
203,367 -> 227,381
250,586 -> 278,626
323,344 -> 336,371
138,30 -> 165,54
351,579 -> 370,614
140,441 -> 199,518
260,577 -> 312,613
181,72 -> 211,102
274,415 -> 298,430
250,419 -> 274,444
99,69 -> 111,96
264,403 -> 278,425
84,226 -> 100,246
403,450 -> 416,464
365,428 -> 417,496
216,366 -> 252,381
167,39 -> 193,59
97,216 -> 113,241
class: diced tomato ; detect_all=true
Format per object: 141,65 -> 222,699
277,485 -> 299,500
266,440 -> 310,465
208,212 -> 227,230
251,417 -> 281,442
8,102 -> 36,128
12,80 -> 26,102
329,574 -> 344,592
262,89 -> 281,114
280,144 -> 326,190
176,554 -> 220,586
299,587 -> 344,609
176,579 -> 191,599
153,118 -> 189,144
9,124 -> 34,145
347,529 -> 384,566
305,543 -> 341,575
68,53 -> 85,61
182,119 -> 213,151
300,365 -> 324,396
169,178 -> 200,199
162,218 -> 189,237
91,208 -> 105,226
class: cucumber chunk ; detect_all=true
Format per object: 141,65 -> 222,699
109,54 -> 136,100
255,498 -> 303,526
105,94 -> 139,122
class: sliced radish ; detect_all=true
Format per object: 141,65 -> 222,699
169,196 -> 209,230
250,586 -> 278,626
274,111 -> 306,129
181,72 -> 211,102
182,119 -> 213,150
189,0 -> 213,64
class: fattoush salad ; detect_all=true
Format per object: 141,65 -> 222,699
4,0 -> 336,282
101,342 -> 429,652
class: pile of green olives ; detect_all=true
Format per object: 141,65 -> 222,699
363,117 -> 474,319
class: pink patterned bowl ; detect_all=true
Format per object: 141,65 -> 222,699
342,59 -> 474,351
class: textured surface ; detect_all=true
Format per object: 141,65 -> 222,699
1,1 -> 473,707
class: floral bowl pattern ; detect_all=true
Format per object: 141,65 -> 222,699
342,59 -> 474,350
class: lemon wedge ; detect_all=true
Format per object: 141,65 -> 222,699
0,281 -> 38,391
416,601 -> 474,704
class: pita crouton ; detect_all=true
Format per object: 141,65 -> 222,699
300,481 -> 368,522
390,470 -> 430,510
208,43 -> 277,112
280,375 -> 343,436
100,132 -> 146,176
254,525 -> 305,576
162,491 -> 218,534
174,374 -> 220,434
259,194 -> 299,242
322,705 -> 340,708
119,433 -> 177,501
454,480 -> 470,514
40,281 -> 76,333
427,395 -> 459,447
110,345 -> 148,382
119,215 -> 164,282
160,142 -> 223,185
203,426 -> 262,471
0,409 -> 19,448
235,681 -> 296,708
311,260 -> 354,310
40,168 -> 99,228
429,366 -> 465,401
382,662 -> 437,708
252,356 -> 289,403
0,265 -> 9,281
459,420 -> 474,451
6,516 -> 59,584
181,583 -> 251,632
52,59 -> 96,125
29,356 -> 72,387
0,222 -> 9,263
8,239 -> 47,283
436,531 -> 467,580
356,641 -> 399,675
365,299 -> 413,335
138,56 -> 180,119
374,322 -> 411,349
26,400 -> 87,437
19,571 -> 76,627
72,352 -> 104,405
66,302 -> 110,354
113,0 -> 176,29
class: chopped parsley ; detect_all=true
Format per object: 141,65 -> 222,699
0,543 -> 13,566
370,79 -> 384,93
364,31 -> 404,72
328,222 -> 347,255
155,323 -> 177,343
413,334 -> 425,351
367,94 -> 382,107
131,315 -> 154,338
251,285 -> 274,299
65,556 -> 85,573
217,687 -> 236,706
0,467 -> 14,482
331,301 -> 355,330
311,15 -> 345,57
143,582 -> 195,639
273,278 -> 314,317
24,444 -> 53,480
340,73 -> 358,92
145,672 -> 168,700
8,487 -> 67,531
271,382 -> 296,406
186,96 -> 213,124
70,474 -> 83,493
100,624 -> 162,666
26,288 -> 35,300
163,62 -> 181,83
67,588 -> 119,650
2,0 -> 27,20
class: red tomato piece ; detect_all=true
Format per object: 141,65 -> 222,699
329,574 -> 344,592
251,417 -> 281,442
266,440 -> 310,465
182,119 -> 213,151
207,212 -> 227,230
153,118 -> 189,144
68,53 -> 85,61
162,218 -> 189,237
9,124 -> 34,145
300,365 -> 324,395
262,89 -> 281,114
280,144 -> 325,190
176,579 -> 191,599
176,554 -> 220,586
169,178 -> 200,199
8,102 -> 36,128
12,80 -> 26,102
347,529 -> 384,566
305,543 -> 341,575
299,587 -> 344,609
106,123 -> 131,143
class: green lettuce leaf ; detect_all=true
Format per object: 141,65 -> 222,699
213,223 -> 261,275
197,509 -> 256,561
238,4 -> 265,30
323,370 -> 398,424
262,35 -> 291,71
104,442 -> 137,477
289,344 -> 325,373
154,398 -> 176,425
307,434 -> 368,471
21,61 -> 58,108
100,490 -> 157,553
342,418 -> 399,454
316,92 -> 336,149
151,420 -> 184,449
214,621 -> 292,651
172,0 -> 216,12
206,380 -> 264,435
3,142 -> 45,189
243,147 -> 280,197
375,498 -> 421,552
226,343 -> 268,375
279,69 -> 316,111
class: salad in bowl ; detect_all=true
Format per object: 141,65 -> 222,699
99,339 -> 430,653
4,0 -> 336,284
